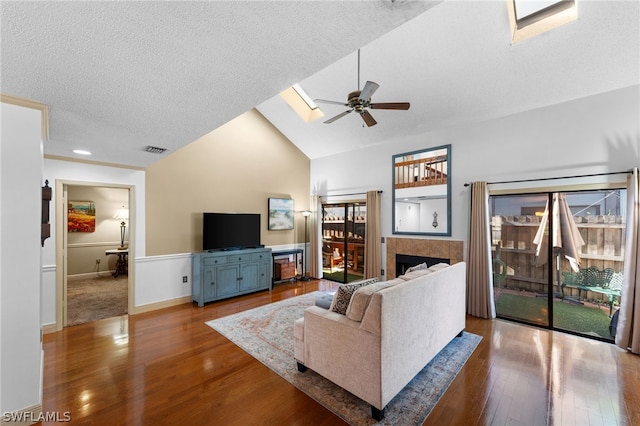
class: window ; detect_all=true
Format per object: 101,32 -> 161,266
508,0 -> 577,43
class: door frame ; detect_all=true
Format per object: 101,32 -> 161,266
321,201 -> 366,283
54,179 -> 135,330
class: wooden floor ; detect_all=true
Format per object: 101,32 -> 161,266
42,279 -> 640,425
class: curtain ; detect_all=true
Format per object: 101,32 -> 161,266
466,181 -> 496,319
616,168 -> 640,354
308,195 -> 322,279
365,191 -> 381,280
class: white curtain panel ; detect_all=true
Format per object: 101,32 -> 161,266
308,195 -> 322,279
616,168 -> 640,354
466,181 -> 496,319
365,191 -> 381,280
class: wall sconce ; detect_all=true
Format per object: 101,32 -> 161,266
432,212 -> 438,228
113,206 -> 129,250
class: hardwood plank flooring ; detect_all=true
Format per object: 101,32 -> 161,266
42,279 -> 640,425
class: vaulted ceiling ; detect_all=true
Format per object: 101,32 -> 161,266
2,1 -> 638,168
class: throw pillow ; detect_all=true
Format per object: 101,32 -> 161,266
405,262 -> 428,273
398,268 -> 434,281
329,277 -> 379,315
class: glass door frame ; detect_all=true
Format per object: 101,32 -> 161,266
490,187 -> 626,342
321,201 -> 366,284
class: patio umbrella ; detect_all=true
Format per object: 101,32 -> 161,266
533,193 -> 586,295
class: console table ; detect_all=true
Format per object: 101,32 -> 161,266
192,247 -> 272,307
105,249 -> 128,278
272,249 -> 303,284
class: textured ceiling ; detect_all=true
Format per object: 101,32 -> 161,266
1,1 -> 638,167
1,0 -> 439,167
258,0 -> 640,159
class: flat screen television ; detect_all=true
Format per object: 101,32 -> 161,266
202,213 -> 261,251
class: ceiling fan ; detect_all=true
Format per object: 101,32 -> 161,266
315,49 -> 410,127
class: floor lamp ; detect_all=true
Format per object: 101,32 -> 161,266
300,210 -> 311,281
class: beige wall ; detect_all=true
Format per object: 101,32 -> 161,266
67,186 -> 129,275
145,109 -> 310,256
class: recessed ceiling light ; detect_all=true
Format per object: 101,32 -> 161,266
73,149 -> 92,156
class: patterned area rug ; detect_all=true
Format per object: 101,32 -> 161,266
206,291 -> 481,426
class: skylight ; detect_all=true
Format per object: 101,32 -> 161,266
508,0 -> 577,43
280,84 -> 324,123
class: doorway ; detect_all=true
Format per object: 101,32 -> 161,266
56,181 -> 134,328
321,202 -> 366,283
490,189 -> 626,341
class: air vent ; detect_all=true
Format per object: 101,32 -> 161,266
144,145 -> 167,154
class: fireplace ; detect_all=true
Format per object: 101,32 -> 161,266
395,254 -> 450,276
386,237 -> 464,279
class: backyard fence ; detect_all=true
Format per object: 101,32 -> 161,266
492,215 -> 625,298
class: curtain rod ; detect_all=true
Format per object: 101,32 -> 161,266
320,190 -> 382,198
463,170 -> 633,187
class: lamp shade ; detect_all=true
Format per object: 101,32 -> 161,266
113,208 -> 129,221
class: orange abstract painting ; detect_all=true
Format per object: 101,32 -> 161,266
68,201 -> 96,232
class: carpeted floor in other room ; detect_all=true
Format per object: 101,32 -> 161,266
67,274 -> 128,326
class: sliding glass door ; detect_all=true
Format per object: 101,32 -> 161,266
490,189 -> 626,341
321,202 -> 366,283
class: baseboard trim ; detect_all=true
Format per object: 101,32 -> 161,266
132,296 -> 192,315
0,403 -> 45,425
42,323 -> 58,335
67,271 -> 115,280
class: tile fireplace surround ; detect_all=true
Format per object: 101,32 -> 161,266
386,237 -> 464,279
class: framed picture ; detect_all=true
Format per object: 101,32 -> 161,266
68,200 -> 96,232
268,198 -> 294,230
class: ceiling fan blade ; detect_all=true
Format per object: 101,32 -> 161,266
358,81 -> 379,102
360,110 -> 377,127
324,109 -> 352,124
315,99 -> 348,106
370,102 -> 410,110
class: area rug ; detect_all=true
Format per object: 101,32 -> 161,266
206,291 -> 481,426
67,275 -> 128,326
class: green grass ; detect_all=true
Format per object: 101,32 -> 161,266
322,269 -> 363,283
496,293 -> 613,339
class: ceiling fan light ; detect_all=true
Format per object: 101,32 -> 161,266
280,84 -> 324,123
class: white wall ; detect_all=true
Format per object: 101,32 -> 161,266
41,159 -> 146,325
311,86 -> 640,274
1,102 -> 44,414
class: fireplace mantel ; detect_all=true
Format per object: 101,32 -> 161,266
386,237 -> 464,279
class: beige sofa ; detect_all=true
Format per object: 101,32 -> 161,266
293,261 -> 466,420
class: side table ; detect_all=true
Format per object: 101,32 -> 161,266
105,249 -> 128,278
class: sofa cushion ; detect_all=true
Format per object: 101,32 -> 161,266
428,262 -> 450,271
346,279 -> 400,322
330,278 -> 379,315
